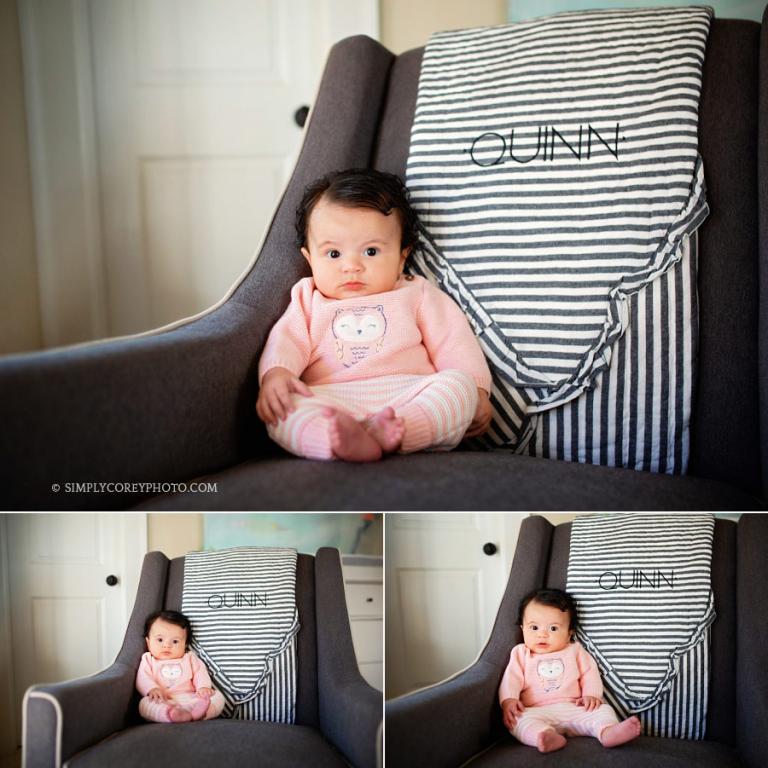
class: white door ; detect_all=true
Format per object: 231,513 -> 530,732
385,513 -> 523,699
19,0 -> 379,345
2,513 -> 146,747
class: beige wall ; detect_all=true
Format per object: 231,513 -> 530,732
147,514 -> 203,559
380,0 -> 507,54
0,0 -> 42,355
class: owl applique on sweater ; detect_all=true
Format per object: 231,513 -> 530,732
332,306 -> 387,367
159,662 -> 184,689
537,658 -> 565,693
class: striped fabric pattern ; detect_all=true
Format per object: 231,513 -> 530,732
565,514 -> 715,739
524,234 -> 698,472
182,547 -> 300,723
406,6 -> 711,467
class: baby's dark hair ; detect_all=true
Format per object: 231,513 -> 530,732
517,588 -> 579,635
295,168 -> 421,254
144,610 -> 193,646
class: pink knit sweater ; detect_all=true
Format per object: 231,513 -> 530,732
498,642 -> 604,707
135,651 -> 213,697
258,275 -> 491,390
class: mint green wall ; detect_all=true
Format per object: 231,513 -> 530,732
507,1 -> 764,22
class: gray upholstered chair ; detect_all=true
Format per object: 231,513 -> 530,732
385,513 -> 768,768
22,547 -> 381,768
1,9 -> 766,511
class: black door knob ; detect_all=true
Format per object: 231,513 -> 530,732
483,542 -> 497,556
294,105 -> 310,128
106,574 -> 118,586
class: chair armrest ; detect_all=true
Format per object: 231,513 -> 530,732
23,662 -> 137,768
385,660 -> 503,768
385,515 -> 555,768
0,301 -> 265,509
736,514 -> 768,767
320,674 -> 381,768
315,547 -> 382,768
22,551 -> 169,767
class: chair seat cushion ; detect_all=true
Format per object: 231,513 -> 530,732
133,451 -> 762,511
67,720 -> 349,768
468,735 -> 743,768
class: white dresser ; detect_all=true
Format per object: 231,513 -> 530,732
341,555 -> 383,691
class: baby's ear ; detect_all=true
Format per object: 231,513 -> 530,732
301,247 -> 311,264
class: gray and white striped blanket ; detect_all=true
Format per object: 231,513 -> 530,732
406,6 -> 712,472
565,514 -> 715,739
182,547 -> 300,723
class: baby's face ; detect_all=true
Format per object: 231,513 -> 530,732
521,601 -> 572,654
146,618 -> 187,660
301,197 -> 409,300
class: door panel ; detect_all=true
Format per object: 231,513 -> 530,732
385,513 -> 518,698
90,0 -> 377,335
20,0 -> 378,346
5,513 -> 145,745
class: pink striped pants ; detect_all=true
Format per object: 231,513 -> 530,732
139,690 -> 226,723
511,702 -> 619,746
267,370 -> 478,460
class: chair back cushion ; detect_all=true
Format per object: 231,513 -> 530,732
373,17 -> 761,494
166,553 -> 319,726
545,519 -> 736,744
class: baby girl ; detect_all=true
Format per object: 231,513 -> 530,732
500,589 -> 641,753
137,610 -> 225,723
256,168 -> 492,462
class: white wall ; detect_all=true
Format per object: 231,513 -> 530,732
0,0 -> 42,355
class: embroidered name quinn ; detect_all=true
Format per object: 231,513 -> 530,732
468,123 -> 625,167
206,592 -> 269,609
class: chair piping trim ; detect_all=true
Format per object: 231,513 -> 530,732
23,690 -> 62,768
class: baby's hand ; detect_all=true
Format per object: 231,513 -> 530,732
147,688 -> 163,702
501,697 -> 525,729
256,367 -> 313,425
197,687 -> 213,699
465,388 -> 492,438
577,695 -> 602,712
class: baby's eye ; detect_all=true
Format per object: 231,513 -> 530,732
326,249 -> 341,259
364,247 -> 378,257
550,626 -> 558,632
530,625 -> 538,631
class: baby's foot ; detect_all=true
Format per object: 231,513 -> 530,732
600,716 -> 642,747
537,729 -> 567,753
366,407 -> 404,453
323,407 -> 383,462
168,706 -> 192,723
189,696 -> 211,721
